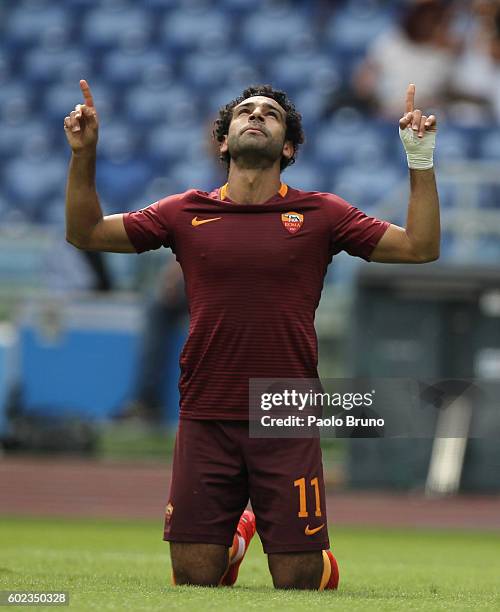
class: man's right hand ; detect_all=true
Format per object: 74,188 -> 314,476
64,80 -> 99,153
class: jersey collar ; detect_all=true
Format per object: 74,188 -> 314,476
219,182 -> 288,201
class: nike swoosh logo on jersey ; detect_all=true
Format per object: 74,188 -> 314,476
191,216 -> 222,227
304,523 -> 325,536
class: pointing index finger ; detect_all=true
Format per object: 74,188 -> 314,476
80,79 -> 94,108
405,83 -> 415,114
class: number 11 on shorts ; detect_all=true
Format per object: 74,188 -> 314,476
294,477 -> 322,518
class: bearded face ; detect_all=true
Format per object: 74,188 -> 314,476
220,96 -> 293,170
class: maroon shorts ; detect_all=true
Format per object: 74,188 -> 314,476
163,419 -> 330,554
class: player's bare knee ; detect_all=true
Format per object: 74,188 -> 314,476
271,572 -> 320,590
268,551 -> 323,590
172,569 -> 220,587
170,542 -> 228,587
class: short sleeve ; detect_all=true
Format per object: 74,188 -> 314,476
324,194 -> 390,261
122,194 -> 181,254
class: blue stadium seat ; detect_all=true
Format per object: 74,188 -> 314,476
82,5 -> 152,50
240,7 -> 305,56
477,185 -> 500,209
0,79 -> 32,105
314,111 -> 387,169
143,0 -> 181,10
478,129 -> 500,160
438,231 -> 454,261
63,0 -> 101,9
125,82 -> 196,126
165,159 -> 218,193
435,182 -> 456,210
40,197 -> 66,227
160,6 -> 230,54
102,48 -> 171,87
147,124 -> 205,165
434,128 -> 473,163
208,87 -> 240,115
226,64 -> 263,91
267,47 -> 340,96
292,88 -> 337,128
4,2 -> 71,49
23,46 -> 90,86
323,2 -> 393,53
134,176 -> 183,209
283,162 -> 326,193
219,0 -> 264,15
0,82 -> 34,124
331,163 -> 404,211
97,163 -> 154,212
3,142 -> 67,220
138,61 -> 177,91
0,54 -> 12,84
181,52 -> 250,90
0,121 -> 52,161
374,122 -> 404,164
208,82 -> 272,117
96,139 -> 155,212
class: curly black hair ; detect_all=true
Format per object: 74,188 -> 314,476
213,84 -> 305,172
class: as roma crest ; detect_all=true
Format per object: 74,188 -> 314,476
165,502 -> 174,523
281,211 -> 304,234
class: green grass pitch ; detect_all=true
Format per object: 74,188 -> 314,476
0,517 -> 499,611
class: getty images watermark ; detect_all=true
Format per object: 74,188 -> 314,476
249,378 -> 500,438
260,387 -> 378,427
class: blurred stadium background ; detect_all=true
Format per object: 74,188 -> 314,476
1,0 -> 500,528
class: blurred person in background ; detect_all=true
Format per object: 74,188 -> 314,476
350,0 -> 458,119
63,78 -> 439,590
80,250 -> 113,292
43,241 -> 114,293
448,0 -> 500,124
118,258 -> 187,425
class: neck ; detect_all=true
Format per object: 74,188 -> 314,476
226,163 -> 282,204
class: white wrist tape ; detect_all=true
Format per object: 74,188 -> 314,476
399,127 -> 436,170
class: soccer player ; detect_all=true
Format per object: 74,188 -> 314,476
64,80 -> 439,590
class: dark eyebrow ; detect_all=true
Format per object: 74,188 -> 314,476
234,102 -> 285,118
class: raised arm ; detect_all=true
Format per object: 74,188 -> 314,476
64,80 -> 135,253
370,84 -> 440,263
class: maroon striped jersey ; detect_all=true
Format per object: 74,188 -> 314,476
123,183 -> 389,420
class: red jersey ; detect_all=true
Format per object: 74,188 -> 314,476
123,183 -> 389,420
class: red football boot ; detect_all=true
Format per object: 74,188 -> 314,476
220,510 -> 256,586
321,549 -> 340,590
